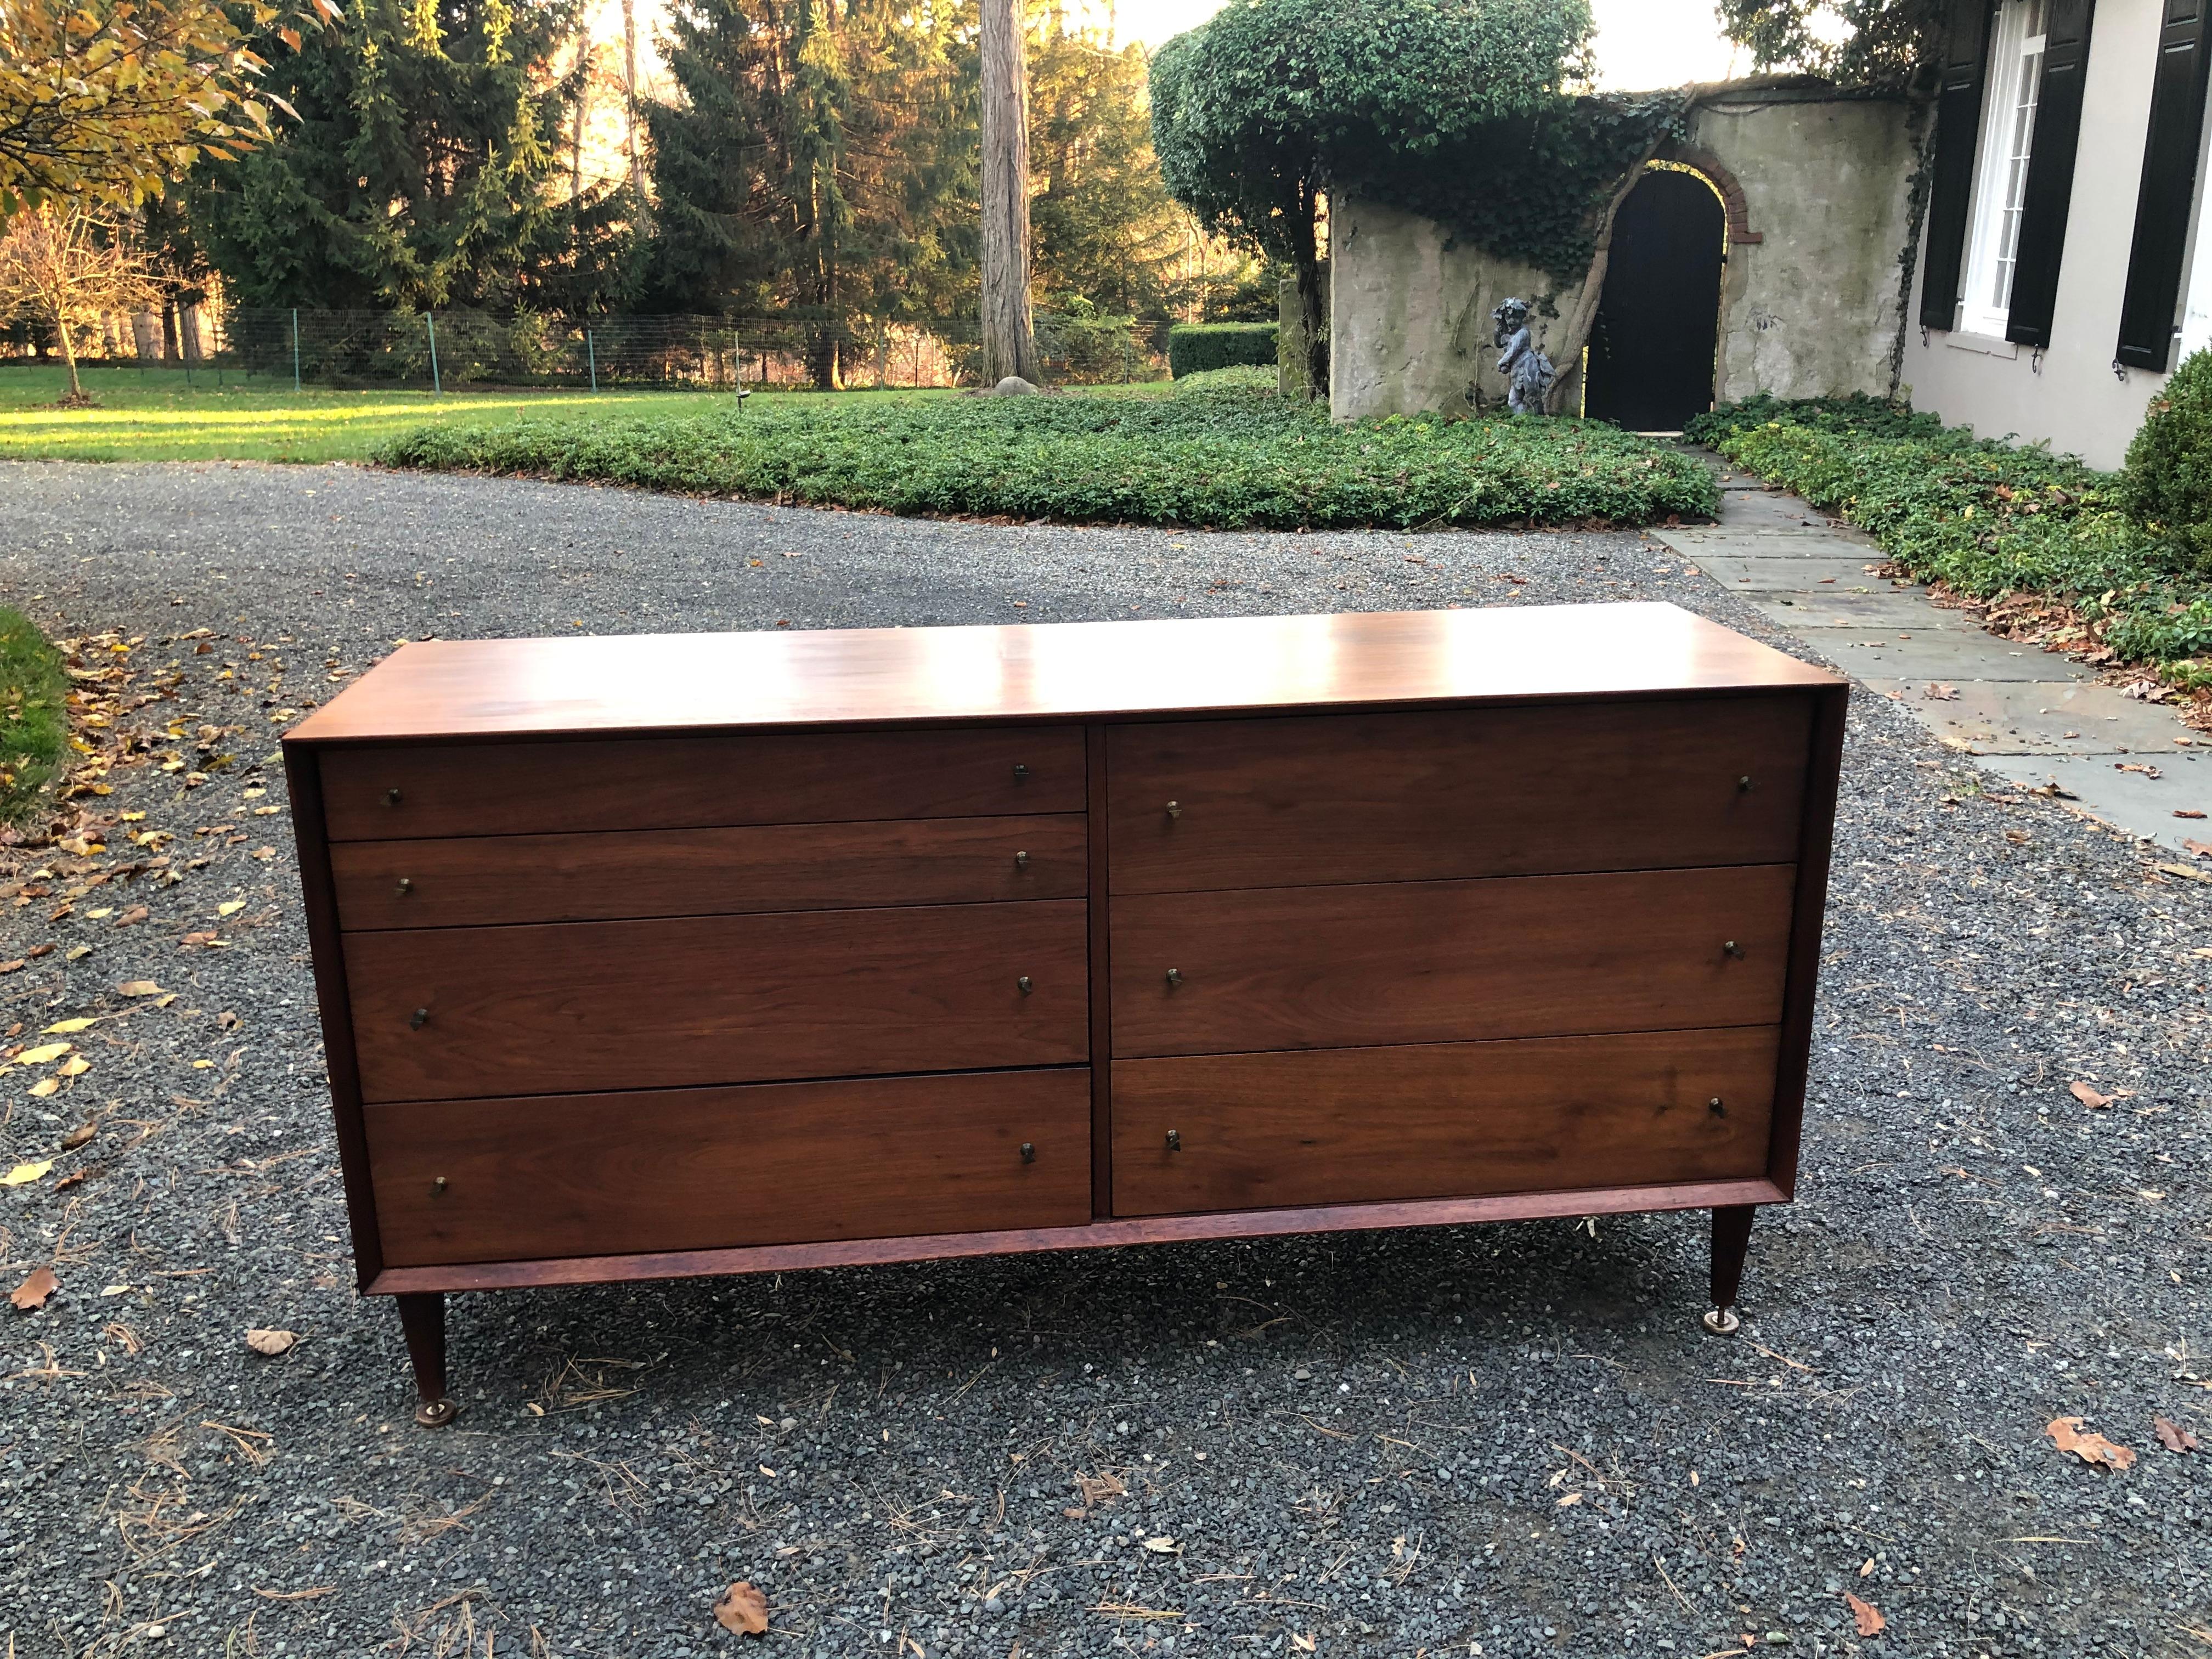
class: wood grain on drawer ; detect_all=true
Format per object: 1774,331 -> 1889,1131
331,814 -> 1086,930
1107,695 -> 1812,892
346,900 -> 1088,1102
318,725 -> 1084,841
1110,866 -> 1793,1058
366,1068 -> 1092,1266
1110,1028 -> 1778,1216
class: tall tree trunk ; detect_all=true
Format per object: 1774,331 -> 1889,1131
1291,182 -> 1328,402
619,0 -> 647,204
571,41 -> 590,201
979,0 -> 1036,385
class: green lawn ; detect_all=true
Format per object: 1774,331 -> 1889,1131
0,365 -> 950,463
0,605 -> 67,826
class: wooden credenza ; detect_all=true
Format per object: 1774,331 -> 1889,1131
284,604 -> 1844,1423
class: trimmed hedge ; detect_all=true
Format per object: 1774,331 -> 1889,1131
380,383 -> 1719,530
1167,322 -> 1278,378
1686,393 -> 2212,677
2123,347 -> 2212,577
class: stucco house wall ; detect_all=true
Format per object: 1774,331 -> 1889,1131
1904,0 -> 2195,469
1329,80 -> 1917,422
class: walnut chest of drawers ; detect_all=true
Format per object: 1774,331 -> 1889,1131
283,603 -> 1846,1422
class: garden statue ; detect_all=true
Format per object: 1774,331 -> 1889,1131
1491,297 -> 1555,416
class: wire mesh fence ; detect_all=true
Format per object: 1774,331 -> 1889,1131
1,306 -> 1179,392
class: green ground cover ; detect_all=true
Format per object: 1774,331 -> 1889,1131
1688,394 -> 2212,684
0,607 -> 67,826
0,367 -> 907,464
379,381 -> 1718,529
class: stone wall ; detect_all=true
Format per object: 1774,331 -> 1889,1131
1329,78 -> 1919,421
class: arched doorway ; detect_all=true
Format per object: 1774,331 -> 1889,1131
1583,165 -> 1726,432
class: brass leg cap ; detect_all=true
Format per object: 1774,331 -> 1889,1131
1702,1307 -> 1741,1336
414,1397 -> 459,1427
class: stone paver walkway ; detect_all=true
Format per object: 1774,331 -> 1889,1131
1656,466 -> 2212,859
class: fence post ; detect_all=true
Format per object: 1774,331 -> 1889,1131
292,308 -> 302,393
426,312 -> 441,394
587,328 -> 597,393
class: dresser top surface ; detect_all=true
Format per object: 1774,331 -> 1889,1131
285,602 -> 1841,743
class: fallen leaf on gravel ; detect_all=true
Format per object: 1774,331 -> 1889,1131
26,1079 -> 58,1098
1556,1491 -> 1584,1507
2178,810 -> 2209,820
714,1582 -> 769,1635
0,961 -> 22,974
1845,1592 -> 1885,1636
59,1122 -> 94,1151
2154,1415 -> 2201,1453
10,1267 -> 57,1310
245,1328 -> 298,1356
217,900 -> 245,917
179,931 -> 221,947
117,981 -> 162,996
1143,1535 -> 1182,1553
2158,862 -> 2212,883
2187,840 -> 2212,860
57,1056 -> 89,1077
1923,683 -> 1960,701
64,945 -> 90,961
40,1019 -> 93,1035
115,906 -> 148,926
2117,763 -> 2163,778
2046,1417 -> 2135,1470
19,1042 -> 72,1064
2070,1082 -> 2118,1109
2005,829 -> 2032,844
3,1160 -> 53,1186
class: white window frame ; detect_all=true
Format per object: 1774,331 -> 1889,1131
1957,0 -> 2049,339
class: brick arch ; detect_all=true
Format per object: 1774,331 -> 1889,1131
1651,145 -> 1764,246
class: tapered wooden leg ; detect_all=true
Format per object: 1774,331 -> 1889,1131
396,1292 -> 457,1426
1703,1204 -> 1756,1335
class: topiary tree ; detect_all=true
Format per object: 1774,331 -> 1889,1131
1150,0 -> 1593,399
2123,347 -> 2212,578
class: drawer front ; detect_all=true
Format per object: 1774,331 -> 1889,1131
331,814 -> 1086,930
1110,866 -> 1793,1058
367,1068 -> 1092,1266
318,725 -> 1085,840
1107,695 -> 1811,893
1111,1028 -> 1779,1216
347,900 -> 1088,1102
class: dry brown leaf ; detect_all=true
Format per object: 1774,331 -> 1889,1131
2046,1417 -> 2136,1470
1923,682 -> 1960,701
10,1267 -> 58,1311
1845,1592 -> 1886,1636
59,1122 -> 95,1152
2069,1081 -> 2115,1109
245,1328 -> 298,1356
2177,809 -> 2209,819
117,980 -> 162,996
0,960 -> 23,974
2154,1415 -> 2201,1453
714,1581 -> 770,1636
2187,839 -> 2212,860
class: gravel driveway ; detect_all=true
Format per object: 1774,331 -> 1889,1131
2,459 -> 2208,1659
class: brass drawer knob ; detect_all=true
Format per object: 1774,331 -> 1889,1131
1013,850 -> 1030,870
1164,967 -> 1182,988
1020,1142 -> 1035,1164
1709,1097 -> 1726,1116
1165,1129 -> 1181,1152
394,876 -> 413,898
383,787 -> 403,806
409,1006 -> 429,1029
1017,975 -> 1034,995
1165,800 -> 1182,820
1722,940 -> 1745,960
1737,775 -> 1754,793
1012,763 -> 1030,782
431,1175 -> 448,1195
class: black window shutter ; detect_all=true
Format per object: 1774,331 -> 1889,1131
2005,0 -> 2097,346
2117,0 -> 2212,370
1922,0 -> 1997,330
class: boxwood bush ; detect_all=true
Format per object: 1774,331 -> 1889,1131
380,383 -> 1717,531
1686,393 -> 2212,675
2122,347 -> 2212,577
1167,323 -> 1279,378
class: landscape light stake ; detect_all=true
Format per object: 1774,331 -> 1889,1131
426,312 -> 442,394
292,308 -> 301,393
587,328 -> 597,393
